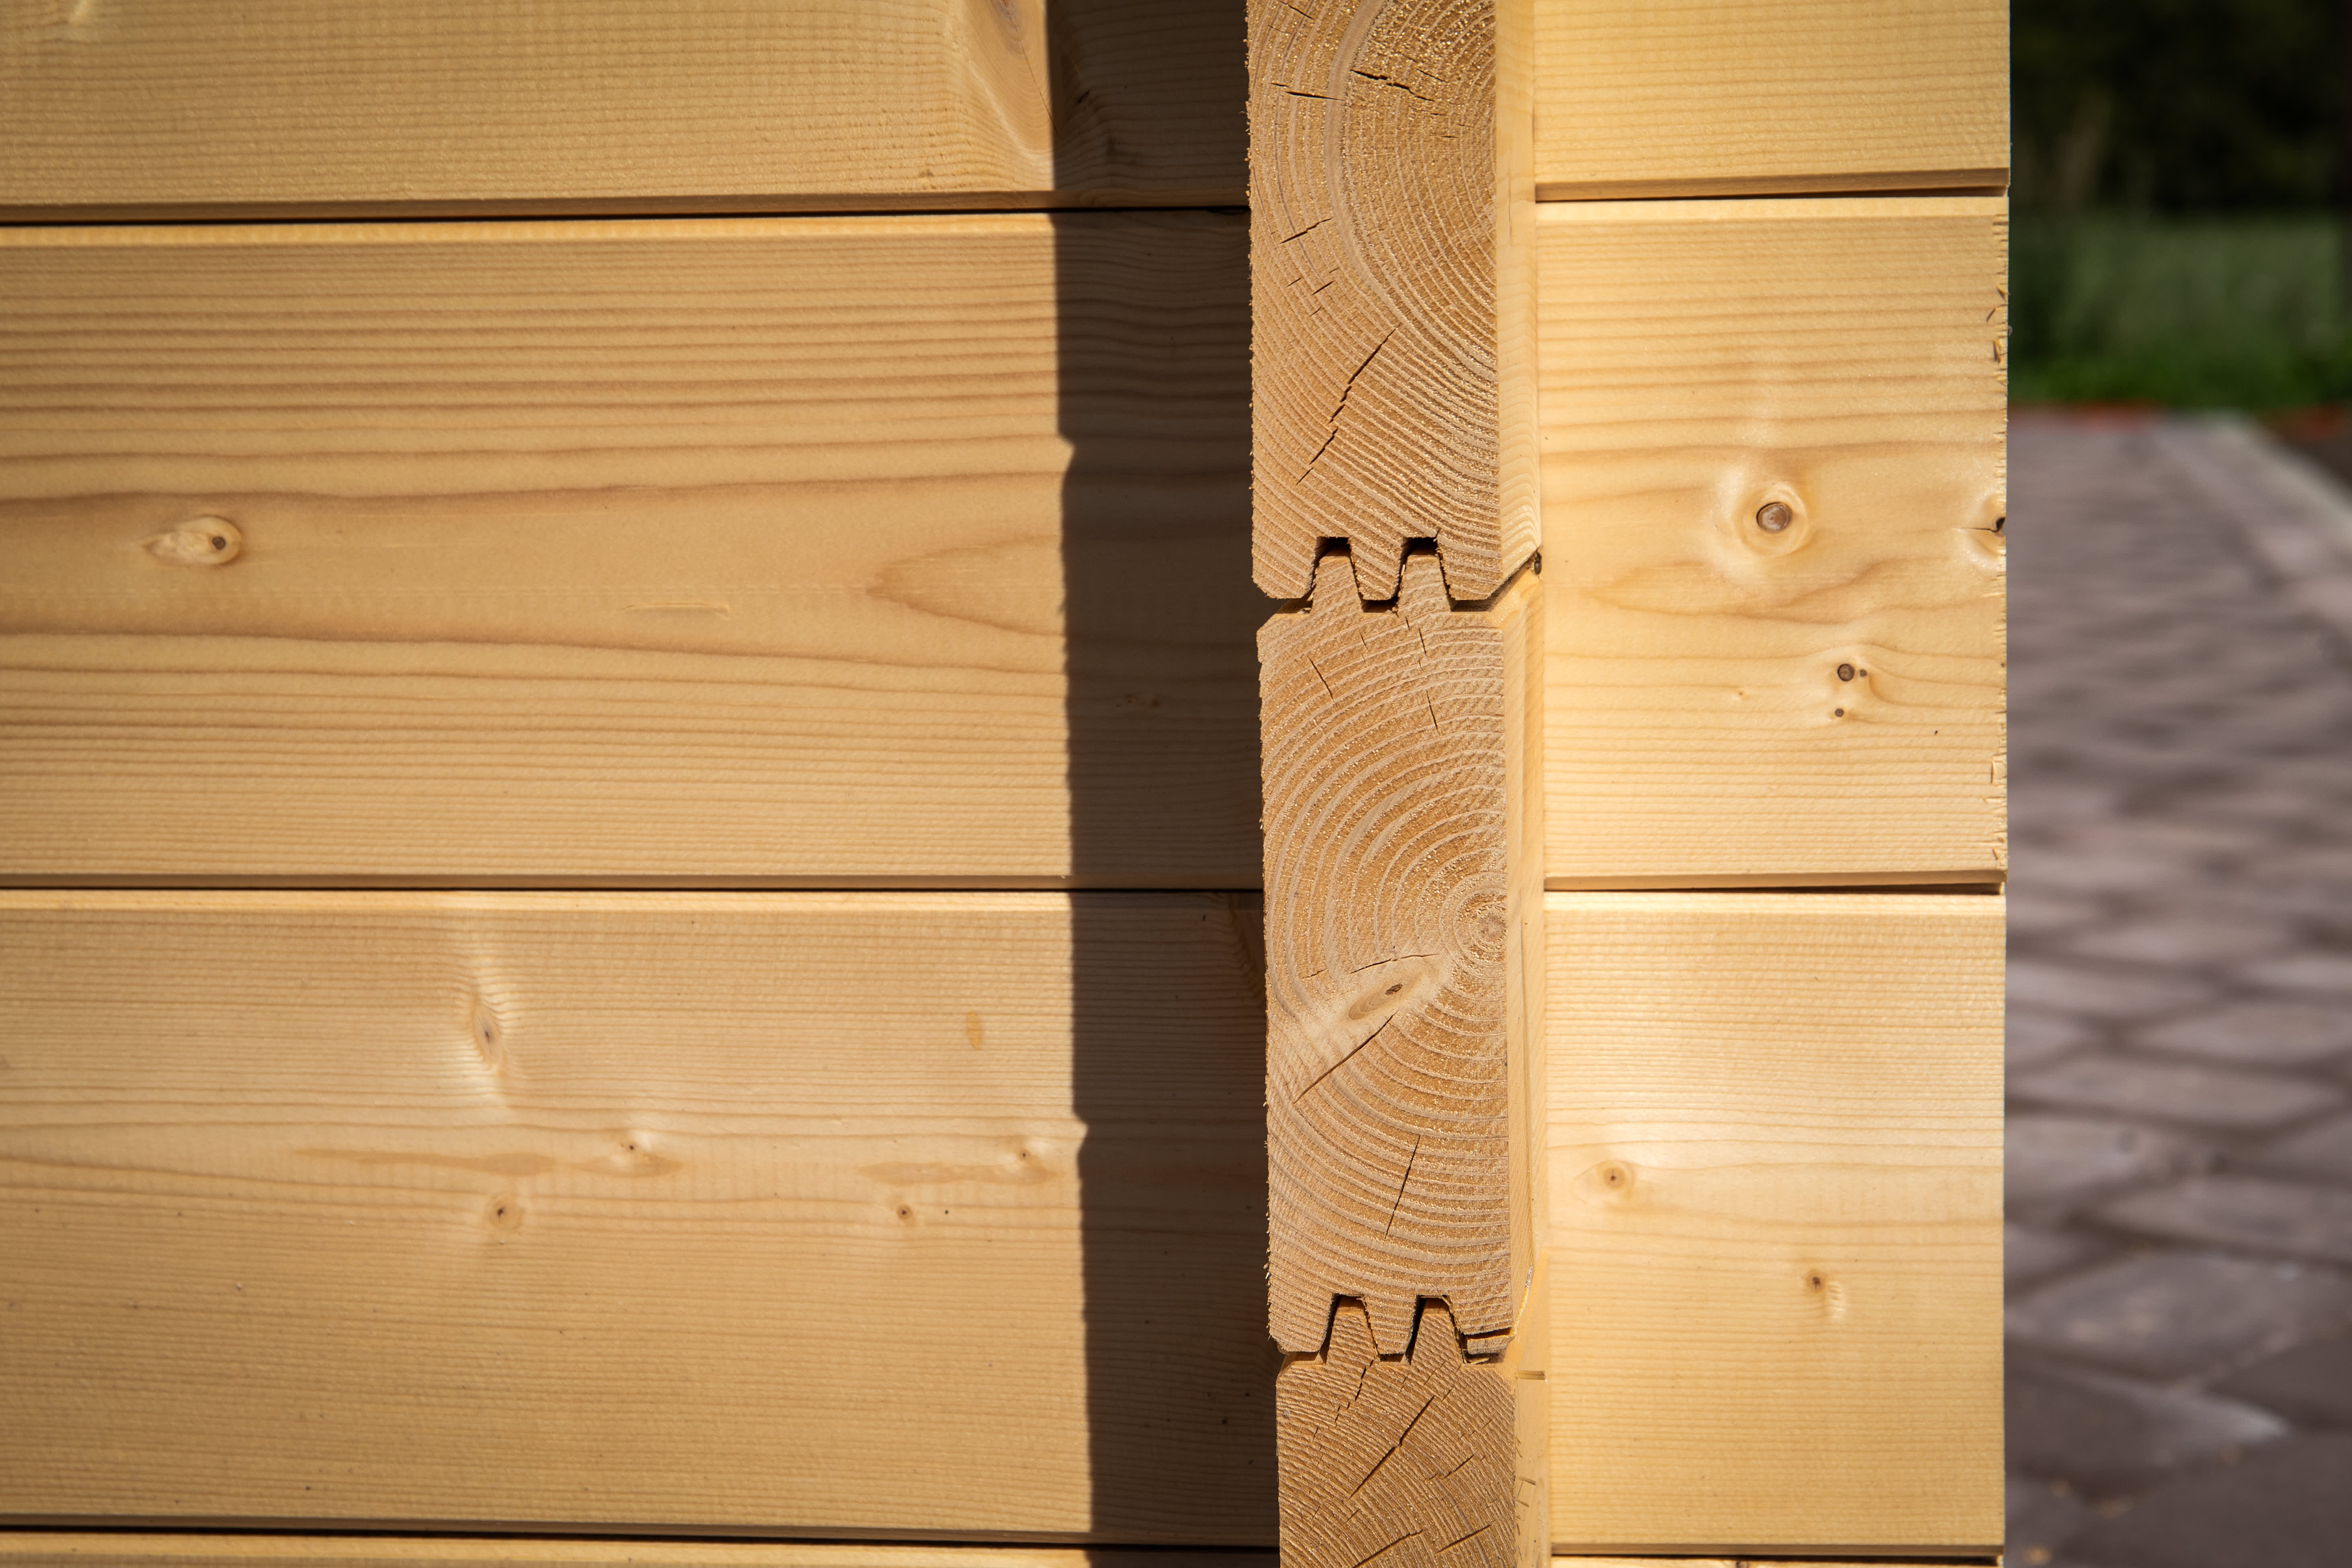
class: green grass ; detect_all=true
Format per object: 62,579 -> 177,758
2010,215 -> 2352,408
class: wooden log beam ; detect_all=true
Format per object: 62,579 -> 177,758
1251,3 -> 1545,1562
1249,0 -> 1538,602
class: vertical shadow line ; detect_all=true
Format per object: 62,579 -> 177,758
1049,0 -> 1277,1551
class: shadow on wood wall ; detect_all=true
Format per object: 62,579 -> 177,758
1053,0 -> 1280,1544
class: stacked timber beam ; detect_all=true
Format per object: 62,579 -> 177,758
0,1 -> 2008,1561
1250,3 -> 1547,1560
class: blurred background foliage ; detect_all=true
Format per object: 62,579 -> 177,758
2010,0 -> 2348,406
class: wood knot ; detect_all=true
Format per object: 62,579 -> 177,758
143,517 -> 242,566
485,1193 -> 523,1235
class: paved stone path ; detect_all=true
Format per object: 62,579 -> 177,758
2005,413 -> 2352,1568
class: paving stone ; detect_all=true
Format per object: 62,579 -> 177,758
2010,1009 -> 2100,1069
2008,958 -> 2218,1022
2063,1433 -> 2352,1568
2063,819 -> 2277,860
2011,781 -> 2125,828
2242,950 -> 2352,997
2211,1333 -> 2352,1427
2136,999 -> 2352,1069
2071,916 -> 2292,968
2006,1252 -> 2352,1380
2018,849 -> 2211,899
2258,1113 -> 2352,1182
2011,1054 -> 2346,1130
2008,1473 -> 2100,1565
2006,1359 -> 2288,1496
2008,1224 -> 2109,1290
2010,891 -> 2111,941
2102,1175 -> 2352,1265
2008,1114 -> 2205,1212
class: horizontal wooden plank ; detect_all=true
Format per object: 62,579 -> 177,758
0,890 -> 1996,1550
0,890 -> 1274,1542
1538,198 -> 2008,886
1533,1 -> 2007,199
2,202 -> 2005,891
0,1540 -> 1266,1567
1544,891 -> 2003,1555
0,2 -> 1244,218
0,213 -> 1259,887
0,2 -> 2004,219
0,1550 -> 1957,1568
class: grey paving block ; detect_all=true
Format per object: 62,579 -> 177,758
2244,950 -> 2352,997
2212,1333 -> 2352,1427
2137,999 -> 2352,1069
2006,1252 -> 2352,1380
2008,1473 -> 2100,1564
2009,959 -> 2217,1023
2064,1433 -> 2352,1568
2011,781 -> 2125,828
2011,1009 -> 2100,1069
2102,1175 -> 2352,1265
2011,1054 -> 2345,1131
2072,917 -> 2292,969
2006,1359 -> 2288,1496
2016,849 -> 2207,898
2008,1114 -> 2205,1211
2010,892 -> 2110,941
2259,1113 -> 2352,1183
2008,1224 -> 2109,1291
2064,818 -> 2277,860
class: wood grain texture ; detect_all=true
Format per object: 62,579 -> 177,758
1537,198 -> 2008,887
0,891 -> 1275,1542
1543,892 -> 2004,1556
0,212 -> 1259,887
1532,0 -> 2008,199
0,1544 -> 1268,1568
0,0 -> 2010,221
1261,555 -> 1542,1356
0,1 -> 1244,218
1260,553 -> 1546,1564
1274,1298 -> 1544,1568
1248,0 -> 1537,600
0,891 -> 1992,1551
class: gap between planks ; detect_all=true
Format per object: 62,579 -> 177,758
0,174 -> 2008,230
0,1541 -> 1995,1566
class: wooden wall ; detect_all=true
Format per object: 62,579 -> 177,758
0,1 -> 2006,1559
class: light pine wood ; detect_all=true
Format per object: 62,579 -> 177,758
1537,198 -> 2008,888
0,203 -> 2008,890
1275,1294 -> 1546,1568
1,2 -> 2008,221
1532,1 -> 2008,199
1258,554 -> 1546,1565
0,891 -> 1274,1542
0,213 -> 1258,887
1261,554 -> 1544,1355
0,892 -> 1992,1551
0,1552 -> 1945,1568
0,1 -> 1244,218
1248,0 -> 1537,600
1543,892 -> 2004,1556
0,1544 -> 1267,1568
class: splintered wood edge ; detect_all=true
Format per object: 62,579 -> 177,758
1248,0 -> 1539,604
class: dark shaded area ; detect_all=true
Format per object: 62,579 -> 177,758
2016,0 -> 2341,214
2010,2 -> 2352,405
1051,2 -> 1281,1545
